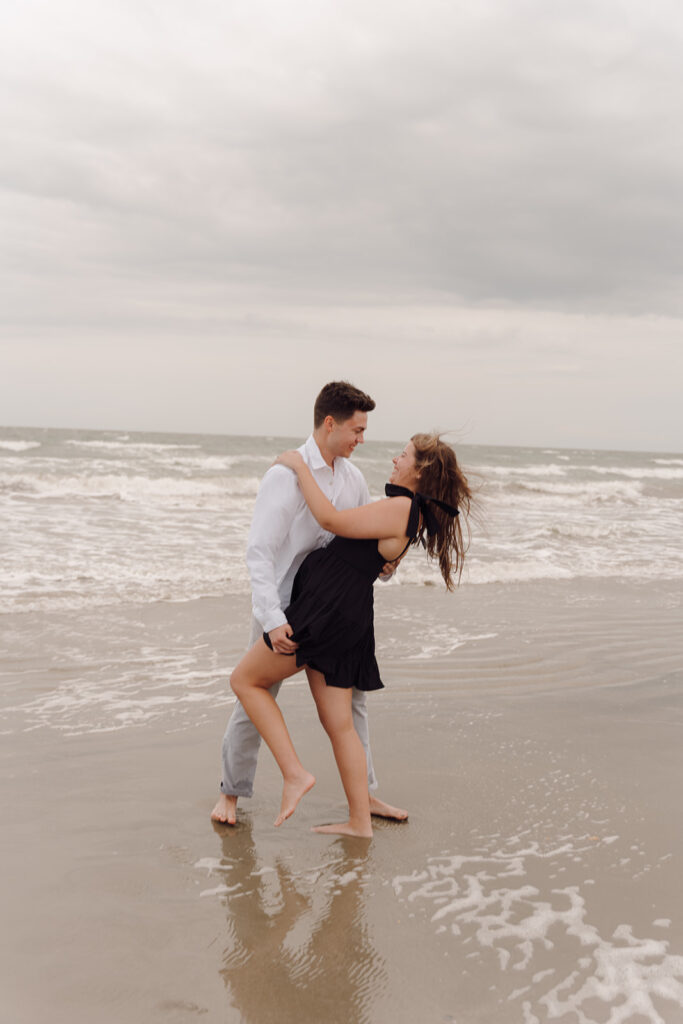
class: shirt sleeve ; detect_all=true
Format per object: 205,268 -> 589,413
246,466 -> 300,633
345,462 -> 371,506
356,472 -> 371,506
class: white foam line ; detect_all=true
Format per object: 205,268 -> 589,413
393,839 -> 683,1022
200,883 -> 242,898
539,921 -> 683,1024
194,857 -> 233,873
0,440 -> 41,451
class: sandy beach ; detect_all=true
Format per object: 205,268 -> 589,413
3,578 -> 683,1024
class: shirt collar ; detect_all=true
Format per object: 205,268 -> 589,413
304,434 -> 344,474
304,434 -> 330,471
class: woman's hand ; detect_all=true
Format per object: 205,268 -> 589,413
274,450 -> 305,472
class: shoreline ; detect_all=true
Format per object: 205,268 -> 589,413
2,577 -> 683,1022
3,577 -> 682,733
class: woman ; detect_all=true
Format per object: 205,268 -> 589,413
230,433 -> 473,837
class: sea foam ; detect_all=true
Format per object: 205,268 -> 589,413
394,836 -> 683,1023
0,440 -> 41,451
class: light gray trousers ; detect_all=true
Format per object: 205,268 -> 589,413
220,617 -> 378,798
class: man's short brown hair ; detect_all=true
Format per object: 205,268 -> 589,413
313,381 -> 376,428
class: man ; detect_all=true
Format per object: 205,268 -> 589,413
211,380 -> 408,825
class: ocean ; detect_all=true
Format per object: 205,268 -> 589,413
2,425 -> 681,615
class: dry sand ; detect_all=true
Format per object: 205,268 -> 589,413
2,580 -> 683,1023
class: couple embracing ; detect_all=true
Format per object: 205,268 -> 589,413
211,381 -> 472,837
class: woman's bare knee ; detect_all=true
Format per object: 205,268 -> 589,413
231,663 -> 253,699
314,702 -> 330,731
230,670 -> 242,699
319,709 -> 355,740
232,645 -> 292,698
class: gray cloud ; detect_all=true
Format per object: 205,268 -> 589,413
3,0 -> 683,309
1,0 -> 682,448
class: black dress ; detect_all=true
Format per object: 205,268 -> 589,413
263,486 -> 420,691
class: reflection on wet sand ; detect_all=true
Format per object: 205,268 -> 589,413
209,822 -> 386,1023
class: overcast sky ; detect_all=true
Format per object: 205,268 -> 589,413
1,0 -> 682,450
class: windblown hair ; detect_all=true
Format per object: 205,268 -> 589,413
313,381 -> 376,428
411,432 -> 473,590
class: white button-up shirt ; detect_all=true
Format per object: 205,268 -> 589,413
246,434 -> 371,633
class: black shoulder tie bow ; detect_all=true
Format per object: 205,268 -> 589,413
384,483 -> 459,540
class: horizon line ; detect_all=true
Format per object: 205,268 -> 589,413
1,423 -> 681,457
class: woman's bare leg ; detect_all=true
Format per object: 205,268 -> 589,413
307,670 -> 372,837
230,641 -> 315,826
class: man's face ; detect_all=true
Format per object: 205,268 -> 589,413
327,411 -> 368,459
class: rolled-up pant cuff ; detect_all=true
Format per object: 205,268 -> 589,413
220,780 -> 254,798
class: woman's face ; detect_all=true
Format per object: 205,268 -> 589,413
390,441 -> 420,490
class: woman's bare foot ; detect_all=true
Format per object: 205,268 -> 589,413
311,821 -> 373,838
369,794 -> 408,821
274,770 -> 316,827
210,794 -> 238,825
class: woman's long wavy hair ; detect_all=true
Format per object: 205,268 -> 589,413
411,432 -> 473,590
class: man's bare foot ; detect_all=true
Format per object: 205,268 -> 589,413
211,793 -> 238,825
369,794 -> 408,821
311,821 -> 373,838
274,770 -> 316,827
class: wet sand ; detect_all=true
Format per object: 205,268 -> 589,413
2,580 -> 683,1023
